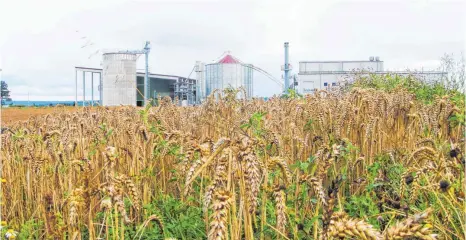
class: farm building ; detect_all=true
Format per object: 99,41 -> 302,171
75,52 -> 195,107
296,57 -> 447,94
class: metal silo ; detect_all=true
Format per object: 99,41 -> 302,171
204,53 -> 253,100
102,53 -> 138,106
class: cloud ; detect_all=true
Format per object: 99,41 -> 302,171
1,0 -> 464,100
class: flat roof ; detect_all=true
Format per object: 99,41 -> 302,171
300,60 -> 384,63
298,70 -> 447,75
75,66 -> 195,81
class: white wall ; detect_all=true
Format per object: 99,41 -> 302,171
297,74 -> 320,94
298,73 -> 365,91
297,73 -> 347,93
300,62 -> 320,72
102,54 -> 138,106
319,74 -> 341,88
297,60 -> 385,95
343,61 -> 383,71
320,62 -> 342,71
299,61 -> 385,73
297,71 -> 446,95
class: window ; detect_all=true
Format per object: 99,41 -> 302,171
324,82 -> 328,86
332,82 -> 336,86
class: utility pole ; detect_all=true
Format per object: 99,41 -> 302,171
75,68 -> 78,107
91,73 -> 94,106
83,71 -> 86,107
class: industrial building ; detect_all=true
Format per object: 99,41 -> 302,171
74,43 -> 279,106
196,53 -> 254,102
76,51 -> 256,107
75,42 -> 196,107
74,42 -> 447,106
296,57 -> 447,94
75,64 -> 196,107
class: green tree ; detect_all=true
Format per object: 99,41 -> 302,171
439,52 -> 465,91
1,81 -> 12,105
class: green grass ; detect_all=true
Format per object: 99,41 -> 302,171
351,73 -> 465,126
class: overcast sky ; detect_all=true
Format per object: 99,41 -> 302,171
0,0 -> 464,100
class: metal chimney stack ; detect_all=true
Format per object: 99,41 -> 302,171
284,42 -> 290,93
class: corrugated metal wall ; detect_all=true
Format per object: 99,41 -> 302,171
204,63 -> 253,99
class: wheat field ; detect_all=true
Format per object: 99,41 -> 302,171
1,84 -> 464,239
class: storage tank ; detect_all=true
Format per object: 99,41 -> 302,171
204,53 -> 253,99
102,53 -> 138,106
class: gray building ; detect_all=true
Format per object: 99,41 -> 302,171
75,66 -> 196,106
296,57 -> 447,94
136,72 -> 196,106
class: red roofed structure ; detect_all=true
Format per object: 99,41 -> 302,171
218,54 -> 240,64
202,52 -> 253,101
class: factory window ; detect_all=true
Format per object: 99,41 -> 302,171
324,82 -> 328,86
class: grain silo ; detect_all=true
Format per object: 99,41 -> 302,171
202,53 -> 253,100
102,53 -> 138,106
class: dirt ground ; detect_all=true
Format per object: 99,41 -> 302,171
1,106 -> 81,125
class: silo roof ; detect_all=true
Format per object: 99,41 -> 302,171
218,54 -> 240,64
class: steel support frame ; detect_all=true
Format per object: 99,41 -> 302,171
75,67 -> 102,107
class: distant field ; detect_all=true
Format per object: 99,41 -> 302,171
1,106 -> 79,124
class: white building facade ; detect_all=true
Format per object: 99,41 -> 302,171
297,57 -> 446,95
